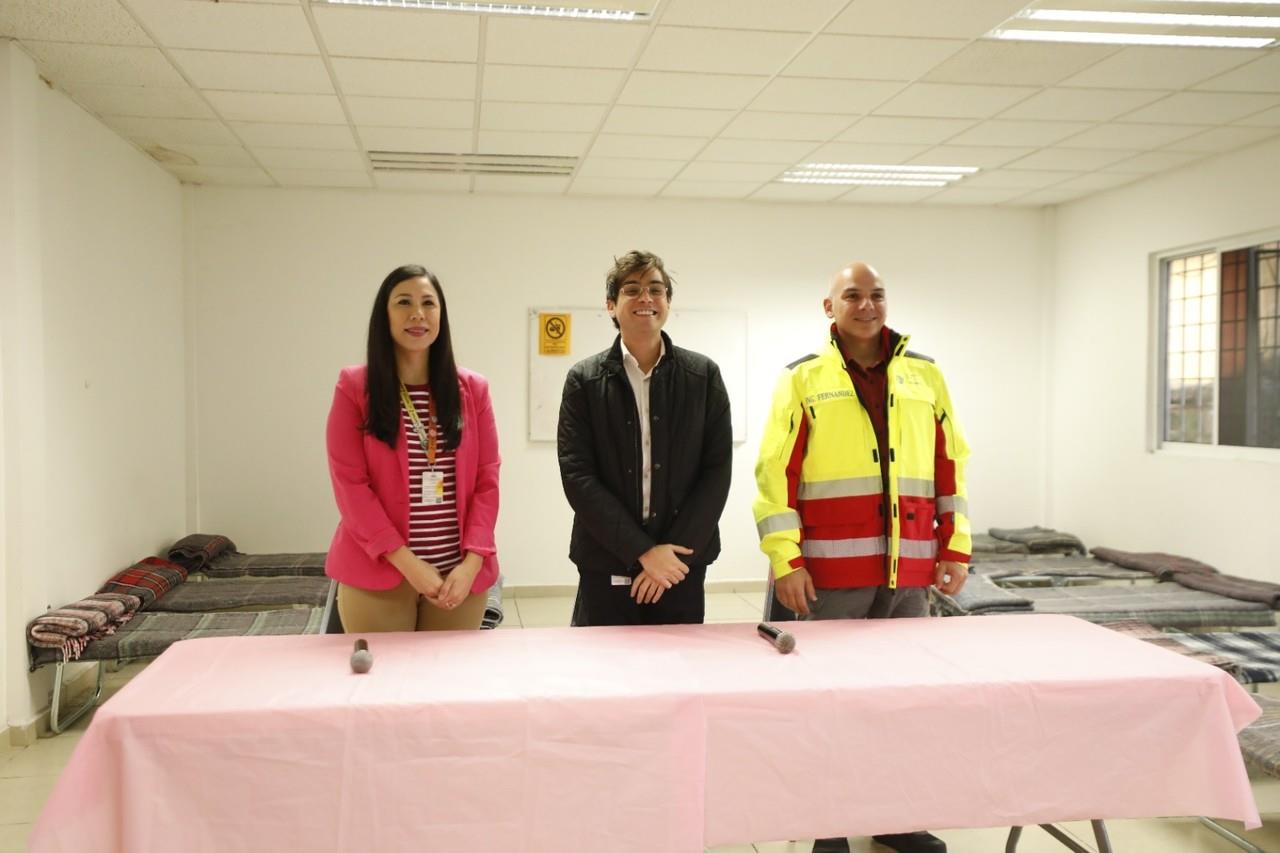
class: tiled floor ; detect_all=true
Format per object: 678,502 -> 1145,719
6,593 -> 1280,853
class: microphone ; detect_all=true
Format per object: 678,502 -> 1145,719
756,622 -> 796,654
350,638 -> 373,673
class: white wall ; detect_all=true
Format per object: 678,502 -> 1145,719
0,41 -> 185,730
1048,136 -> 1280,580
187,187 -> 1051,587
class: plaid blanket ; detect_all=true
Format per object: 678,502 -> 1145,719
99,557 -> 188,609
975,555 -> 1147,582
1165,632 -> 1280,686
483,574 -> 504,629
28,607 -> 326,669
1239,695 -> 1280,778
1101,620 -> 1242,677
988,526 -> 1086,555
27,593 -> 142,661
934,575 -> 1034,616
1171,572 -> 1280,609
972,533 -> 1031,554
148,577 -> 331,613
1018,583 -> 1274,629
1089,547 -> 1219,580
200,551 -> 327,579
167,534 -> 237,571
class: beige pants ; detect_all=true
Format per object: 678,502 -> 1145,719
337,578 -> 487,633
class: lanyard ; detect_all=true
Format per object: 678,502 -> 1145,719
398,382 -> 437,468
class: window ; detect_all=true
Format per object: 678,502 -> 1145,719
1160,238 -> 1280,450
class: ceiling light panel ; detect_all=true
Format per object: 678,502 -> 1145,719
315,0 -> 650,21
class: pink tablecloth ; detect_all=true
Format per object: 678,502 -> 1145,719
29,614 -> 1260,852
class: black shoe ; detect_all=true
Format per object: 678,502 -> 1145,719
811,838 -> 850,853
871,831 -> 947,853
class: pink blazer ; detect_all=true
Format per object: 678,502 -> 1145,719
324,364 -> 501,594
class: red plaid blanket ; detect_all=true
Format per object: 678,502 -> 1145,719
98,557 -> 188,609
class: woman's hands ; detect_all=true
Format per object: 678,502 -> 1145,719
385,546 -> 444,599
434,552 -> 482,610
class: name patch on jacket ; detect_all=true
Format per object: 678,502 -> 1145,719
804,389 -> 856,405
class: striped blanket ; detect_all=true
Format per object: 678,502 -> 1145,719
974,555 -> 1147,582
201,551 -> 327,579
1239,695 -> 1280,778
27,593 -> 143,661
1018,584 -> 1274,630
1102,620 -> 1242,677
1165,632 -> 1280,686
99,557 -> 187,609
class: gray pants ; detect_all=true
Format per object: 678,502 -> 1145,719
805,585 -> 929,621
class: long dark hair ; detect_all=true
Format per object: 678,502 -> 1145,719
363,264 -> 462,449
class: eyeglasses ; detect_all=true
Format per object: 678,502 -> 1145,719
618,284 -> 668,300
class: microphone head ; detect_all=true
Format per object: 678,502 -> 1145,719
350,638 -> 373,673
775,631 -> 796,655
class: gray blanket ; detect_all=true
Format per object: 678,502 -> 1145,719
1170,572 -> 1280,609
974,555 -> 1147,582
200,551 -> 328,579
934,575 -> 1034,616
1019,583 -> 1274,629
972,533 -> 1030,555
149,577 -> 332,613
988,526 -> 1086,555
1089,547 -> 1219,580
1238,695 -> 1280,778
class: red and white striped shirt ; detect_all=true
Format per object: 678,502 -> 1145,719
401,384 -> 462,573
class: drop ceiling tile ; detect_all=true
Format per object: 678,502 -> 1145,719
922,186 -> 1027,204
1004,187 -> 1090,206
826,0 -> 1032,39
70,84 -> 215,120
157,144 -> 257,167
923,41 -> 1116,87
172,50 -> 333,94
619,71 -> 765,110
575,157 -> 685,179
205,92 -> 346,124
1056,123 -> 1207,150
360,127 -> 472,152
786,35 -> 965,81
948,119 -> 1094,147
477,130 -> 592,156
590,134 -> 708,159
105,116 -> 239,147
472,175 -> 572,194
1098,150 -> 1203,173
128,0 -> 316,54
169,165 -> 273,186
480,102 -> 607,133
804,141 -> 930,163
253,148 -> 367,170
1235,105 -> 1280,127
960,169 -> 1079,189
269,169 -> 372,188
1120,92 -> 1280,125
24,43 -> 185,88
484,65 -> 624,104
1163,126 -> 1279,153
678,161 -> 785,181
374,172 -> 471,192
875,83 -> 1037,119
569,177 -> 666,196
0,0 -> 150,44
837,116 -> 975,144
842,186 -> 943,204
751,182 -> 849,202
485,17 -> 646,68
346,97 -> 473,129
662,181 -> 761,199
661,0 -> 848,32
721,110 -> 856,141
638,27 -> 807,76
699,138 -> 815,164
1047,172 -> 1145,193
233,122 -> 358,150
1005,147 -> 1138,171
332,58 -> 476,100
907,145 -> 1037,168
602,105 -> 735,137
1000,88 -> 1167,122
1061,47 -> 1257,91
753,78 -> 905,114
1192,54 -> 1280,94
313,5 -> 478,61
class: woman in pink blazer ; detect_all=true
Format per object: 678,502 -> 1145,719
325,264 -> 500,633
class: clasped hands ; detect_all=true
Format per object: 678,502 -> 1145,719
404,552 -> 481,610
630,543 -> 693,604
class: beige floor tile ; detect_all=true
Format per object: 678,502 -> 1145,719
0,732 -> 82,778
514,595 -> 575,628
705,592 -> 763,623
0,775 -> 58,824
495,599 -> 523,628
737,590 -> 768,616
0,822 -> 32,853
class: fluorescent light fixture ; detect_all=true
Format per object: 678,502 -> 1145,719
1019,9 -> 1280,28
316,0 -> 648,21
989,28 -> 1275,47
802,162 -> 978,174
788,170 -> 965,182
782,177 -> 950,187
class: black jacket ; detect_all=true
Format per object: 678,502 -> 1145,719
557,332 -> 733,576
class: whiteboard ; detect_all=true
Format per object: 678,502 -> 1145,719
528,307 -> 747,444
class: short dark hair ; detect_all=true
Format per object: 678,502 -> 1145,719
605,250 -> 674,330
363,264 -> 462,450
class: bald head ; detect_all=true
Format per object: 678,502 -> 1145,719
828,261 -> 883,299
825,260 -> 887,348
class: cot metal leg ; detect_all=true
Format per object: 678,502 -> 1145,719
50,660 -> 104,734
1005,821 -> 1113,853
1005,826 -> 1023,852
321,579 -> 340,634
1199,817 -> 1266,852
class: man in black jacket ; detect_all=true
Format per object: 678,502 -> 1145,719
557,250 -> 732,626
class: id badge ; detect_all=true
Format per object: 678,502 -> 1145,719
421,470 -> 444,505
